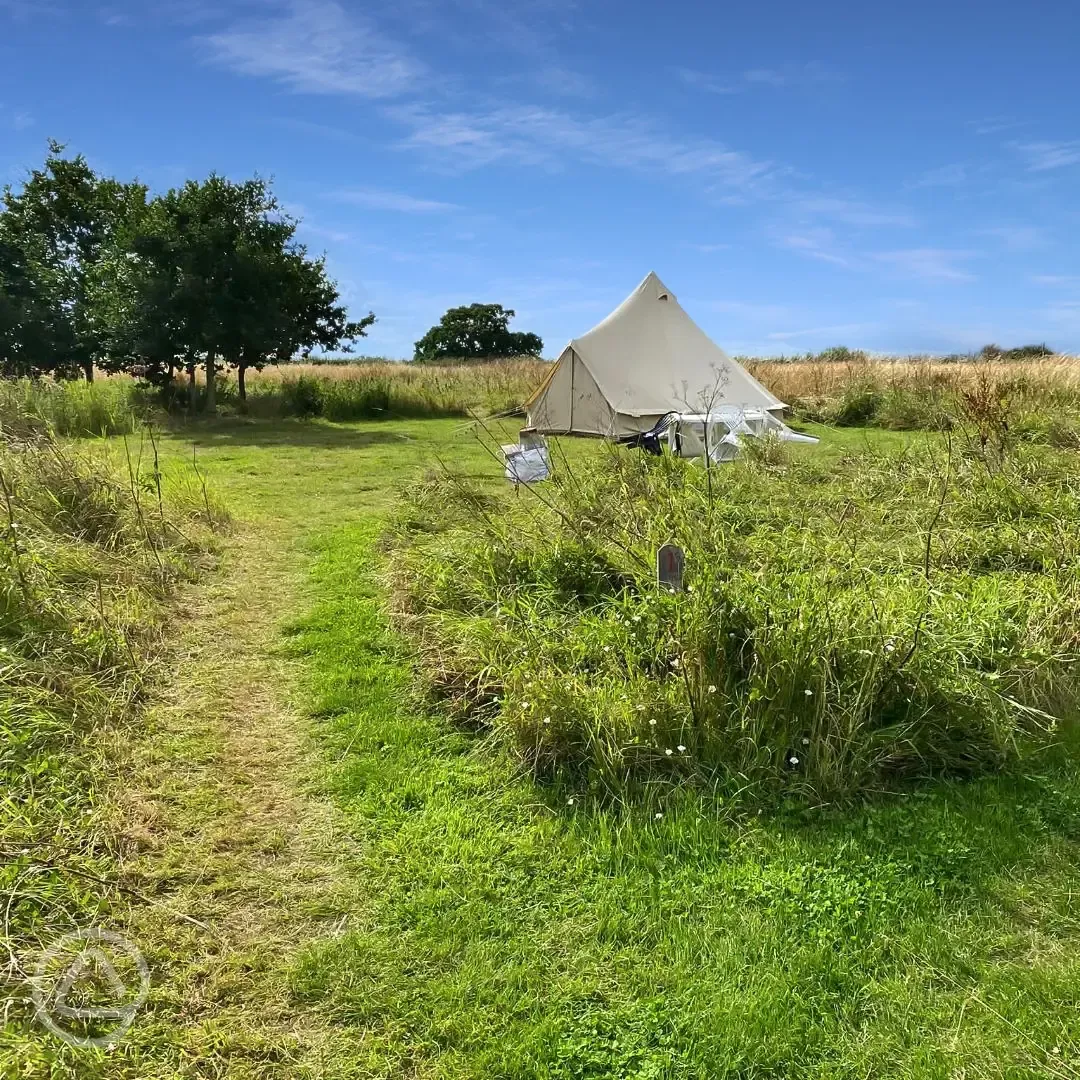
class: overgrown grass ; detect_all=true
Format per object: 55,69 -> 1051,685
8,354 -> 1080,438
0,377 -> 147,437
0,422 -> 225,1005
389,429 -> 1080,800
241,358 -> 549,420
747,354 -> 1080,440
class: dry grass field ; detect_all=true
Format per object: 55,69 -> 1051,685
746,352 -> 1080,400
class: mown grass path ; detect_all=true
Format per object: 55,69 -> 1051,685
58,418 -> 493,1078
31,418 -> 1080,1079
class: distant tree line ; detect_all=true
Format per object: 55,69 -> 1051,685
0,142 -> 373,410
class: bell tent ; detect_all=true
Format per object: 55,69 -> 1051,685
524,272 -> 785,437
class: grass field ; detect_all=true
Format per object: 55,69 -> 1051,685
4,406 -> 1075,1080
4,401 -> 1080,1079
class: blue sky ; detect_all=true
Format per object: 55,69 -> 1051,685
2,0 -> 1078,358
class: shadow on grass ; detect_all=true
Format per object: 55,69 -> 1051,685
159,416 -> 436,451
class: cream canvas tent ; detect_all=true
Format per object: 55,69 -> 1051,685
525,271 -> 786,437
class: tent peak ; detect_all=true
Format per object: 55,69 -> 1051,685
638,271 -> 675,302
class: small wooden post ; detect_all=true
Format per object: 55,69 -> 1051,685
657,544 -> 685,592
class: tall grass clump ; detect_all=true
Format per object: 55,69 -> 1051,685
0,424 -> 227,968
0,377 -> 146,437
388,435 -> 1080,801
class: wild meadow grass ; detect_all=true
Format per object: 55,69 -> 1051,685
239,357 -> 549,420
747,353 -> 1080,440
389,424 -> 1080,800
0,376 -> 146,437
0,422 -> 225,983
5,353 -> 1080,436
4,407 -> 1079,1075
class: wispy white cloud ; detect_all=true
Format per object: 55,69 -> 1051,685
0,104 -> 34,131
910,163 -> 967,188
775,228 -> 851,267
970,116 -> 1023,136
691,243 -> 733,254
743,68 -> 790,87
1010,140 -> 1080,172
793,196 -> 916,228
332,187 -> 459,213
977,225 -> 1046,251
677,63 -> 841,95
391,103 -> 780,194
675,68 -> 740,95
98,6 -> 134,27
202,0 -> 422,98
873,248 -> 977,282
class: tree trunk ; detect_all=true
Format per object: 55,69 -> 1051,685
83,360 -> 94,383
187,359 -> 197,413
205,354 -> 217,415
238,363 -> 247,402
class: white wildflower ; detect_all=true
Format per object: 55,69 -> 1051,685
707,684 -> 717,694
649,718 -> 657,727
567,797 -> 575,805
802,737 -> 810,746
654,812 -> 663,820
543,717 -> 551,725
677,744 -> 686,753
789,755 -> 800,766
665,748 -> 674,756
804,688 -> 813,697
671,658 -> 681,669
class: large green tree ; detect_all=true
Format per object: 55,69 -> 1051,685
0,141 -> 146,380
93,174 -> 372,410
413,303 -> 542,363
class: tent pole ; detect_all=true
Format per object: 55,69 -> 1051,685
568,350 -> 575,434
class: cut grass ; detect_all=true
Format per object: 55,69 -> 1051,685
6,416 -> 1080,1078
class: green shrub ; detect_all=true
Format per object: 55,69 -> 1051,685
831,378 -> 882,426
815,345 -> 868,364
278,374 -> 327,417
389,442 -> 1080,800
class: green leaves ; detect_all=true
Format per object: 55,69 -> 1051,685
414,303 -> 543,363
2,148 -> 372,401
